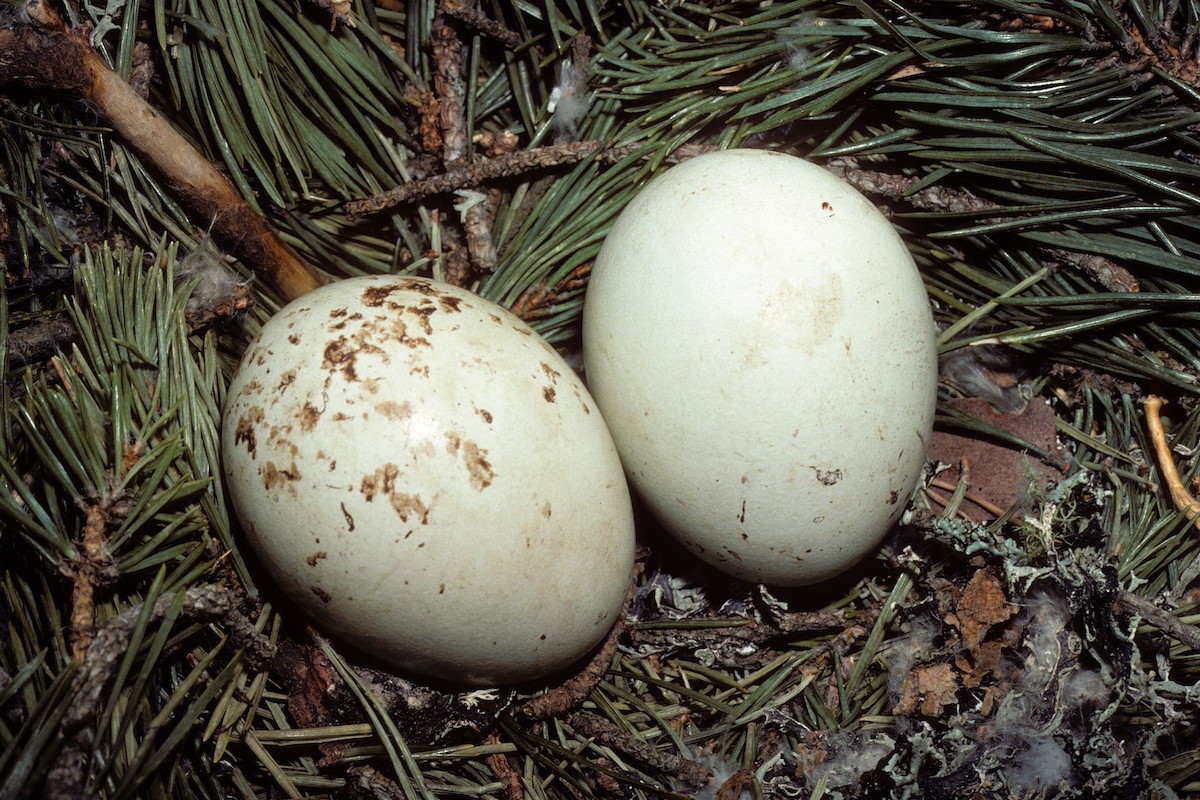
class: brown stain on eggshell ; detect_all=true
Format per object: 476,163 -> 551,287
391,492 -> 431,524
359,463 -> 432,523
234,406 -> 265,457
300,400 -> 323,432
262,460 -> 301,494
330,311 -> 363,331
265,423 -> 299,460
408,304 -> 436,335
361,284 -> 404,307
759,276 -> 844,353
444,433 -> 495,490
540,361 -> 561,404
811,467 -> 843,486
360,463 -> 400,501
375,400 -> 413,420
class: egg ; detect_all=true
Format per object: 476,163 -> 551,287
582,149 -> 936,587
221,276 -> 635,685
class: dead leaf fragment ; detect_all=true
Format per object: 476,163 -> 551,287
894,662 -> 959,717
946,568 -> 1018,649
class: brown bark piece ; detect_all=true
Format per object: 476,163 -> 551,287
945,568 -> 1017,650
893,662 -> 958,717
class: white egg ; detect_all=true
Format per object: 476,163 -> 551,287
582,149 -> 936,587
222,276 -> 635,685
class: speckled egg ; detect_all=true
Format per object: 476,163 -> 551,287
222,275 -> 635,685
583,149 -> 937,587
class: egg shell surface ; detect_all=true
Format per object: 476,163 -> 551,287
582,149 -> 937,586
222,276 -> 635,685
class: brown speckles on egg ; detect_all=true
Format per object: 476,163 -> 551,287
261,460 -> 301,493
360,463 -> 400,501
234,406 -> 265,457
571,387 -> 592,416
323,336 -> 359,381
300,400 -> 323,432
391,492 -> 431,524
362,284 -> 402,307
222,275 -> 635,684
322,328 -> 389,382
277,370 -> 297,393
445,433 -> 495,490
330,312 -> 363,332
407,279 -> 438,296
375,400 -> 413,420
540,362 -> 561,403
265,424 -> 299,459
462,441 -> 494,490
408,304 -> 436,335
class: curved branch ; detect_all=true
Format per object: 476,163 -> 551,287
0,3 -> 327,301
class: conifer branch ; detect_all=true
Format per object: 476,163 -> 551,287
566,710 -> 713,787
62,585 -> 272,731
442,0 -> 524,49
433,7 -> 493,282
345,141 -> 712,217
825,157 -> 1142,293
0,1 -> 327,302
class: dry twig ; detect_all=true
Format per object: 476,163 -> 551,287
567,710 -> 713,788
1117,590 -> 1200,650
433,7 -> 497,280
511,262 -> 592,322
46,586 -> 272,800
0,2 -> 327,301
1143,394 -> 1200,528
345,141 -> 713,218
482,729 -> 524,800
66,481 -> 128,662
442,0 -> 524,49
824,157 -> 1141,293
